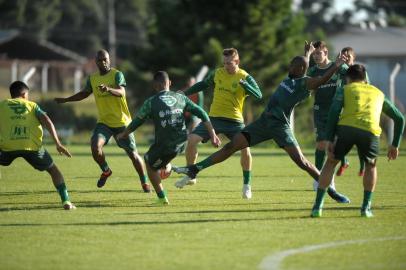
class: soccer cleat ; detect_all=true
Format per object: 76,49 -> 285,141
154,197 -> 170,206
63,201 -> 76,210
361,208 -> 373,218
175,176 -> 197,189
242,184 -> 252,199
336,163 -> 349,176
97,169 -> 112,188
313,179 -> 318,191
141,183 -> 151,193
358,169 -> 365,177
172,165 -> 190,175
311,208 -> 322,218
327,188 -> 351,204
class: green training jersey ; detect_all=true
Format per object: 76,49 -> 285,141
263,76 -> 310,124
307,62 -> 348,109
0,98 -> 46,151
128,90 -> 209,151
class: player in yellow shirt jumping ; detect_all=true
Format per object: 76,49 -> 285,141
175,48 -> 262,199
0,81 -> 75,210
55,50 -> 150,192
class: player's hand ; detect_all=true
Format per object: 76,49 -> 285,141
387,145 -> 399,161
54,98 -> 66,104
56,144 -> 72,158
335,52 -> 348,67
304,40 -> 315,55
116,132 -> 128,141
210,134 -> 221,148
326,141 -> 335,160
98,84 -> 109,93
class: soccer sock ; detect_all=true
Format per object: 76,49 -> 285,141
341,156 -> 348,167
315,149 -> 326,175
99,161 -> 110,173
313,188 -> 327,210
156,190 -> 166,199
195,156 -> 214,171
140,175 -> 148,184
56,183 -> 70,203
243,170 -> 251,185
361,190 -> 373,210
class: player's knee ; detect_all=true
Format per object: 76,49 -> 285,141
187,134 -> 201,146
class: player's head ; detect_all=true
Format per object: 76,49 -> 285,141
9,81 -> 29,99
346,64 -> 366,84
312,41 -> 329,65
288,56 -> 309,78
95,50 -> 111,73
153,71 -> 171,91
341,47 -> 355,66
223,48 -> 240,74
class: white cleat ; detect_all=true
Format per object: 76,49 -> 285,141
63,201 -> 76,210
175,176 -> 197,189
313,179 -> 318,191
242,184 -> 252,199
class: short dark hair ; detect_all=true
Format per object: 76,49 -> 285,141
346,64 -> 366,82
9,81 -> 29,98
153,71 -> 169,85
341,47 -> 355,58
313,41 -> 328,50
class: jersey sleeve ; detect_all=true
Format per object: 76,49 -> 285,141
240,75 -> 262,99
34,104 -> 46,119
184,96 -> 209,122
127,98 -> 152,132
83,77 -> 92,93
184,70 -> 215,95
382,97 -> 405,147
326,86 -> 344,141
115,71 -> 126,87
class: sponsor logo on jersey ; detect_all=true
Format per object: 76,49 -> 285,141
280,81 -> 294,94
159,95 -> 177,106
8,103 -> 27,115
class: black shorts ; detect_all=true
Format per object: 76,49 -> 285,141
0,147 -> 54,171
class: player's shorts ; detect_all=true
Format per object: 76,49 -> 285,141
241,114 -> 298,148
333,125 -> 379,165
144,143 -> 186,171
91,123 -> 136,153
192,117 -> 245,142
313,105 -> 329,142
0,147 -> 54,171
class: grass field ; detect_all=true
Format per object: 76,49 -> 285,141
0,144 -> 405,270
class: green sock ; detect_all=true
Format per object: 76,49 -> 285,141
313,188 -> 327,210
99,161 -> 110,172
195,156 -> 214,171
140,175 -> 148,184
315,150 -> 326,171
361,190 -> 373,210
341,156 -> 348,166
156,190 -> 166,199
243,170 -> 251,185
56,183 -> 70,202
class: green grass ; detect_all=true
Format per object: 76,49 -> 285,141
0,145 -> 405,270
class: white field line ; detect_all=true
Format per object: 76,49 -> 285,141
259,236 -> 406,270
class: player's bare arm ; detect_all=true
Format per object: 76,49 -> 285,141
54,90 -> 92,104
38,114 -> 72,157
99,84 -> 125,97
203,121 -> 221,148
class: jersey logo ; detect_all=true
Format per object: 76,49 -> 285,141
159,95 -> 177,107
8,103 -> 27,115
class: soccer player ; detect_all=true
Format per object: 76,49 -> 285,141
176,48 -> 262,199
116,71 -> 220,205
55,50 -> 150,192
308,41 -> 349,191
311,64 -> 405,218
173,42 -> 351,204
0,81 -> 75,210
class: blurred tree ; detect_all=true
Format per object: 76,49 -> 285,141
355,0 -> 406,27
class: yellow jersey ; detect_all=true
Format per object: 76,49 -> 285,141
209,68 -> 249,122
87,68 -> 131,127
0,98 -> 44,151
339,82 -> 384,136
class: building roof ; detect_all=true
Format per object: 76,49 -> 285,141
329,26 -> 406,57
0,30 -> 86,63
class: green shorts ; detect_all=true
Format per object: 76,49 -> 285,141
333,125 -> 379,165
242,114 -> 298,148
144,143 -> 185,171
0,147 -> 54,171
91,123 -> 137,153
313,105 -> 329,142
192,117 -> 245,142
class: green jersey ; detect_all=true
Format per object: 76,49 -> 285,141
307,62 -> 348,109
263,76 -> 310,124
128,90 -> 209,150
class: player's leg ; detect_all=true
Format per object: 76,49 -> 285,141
114,128 -> 150,193
336,155 -> 350,176
240,147 -> 252,199
314,140 -> 327,190
91,124 -> 113,187
146,164 -> 169,205
357,147 -> 365,176
24,148 -> 75,210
